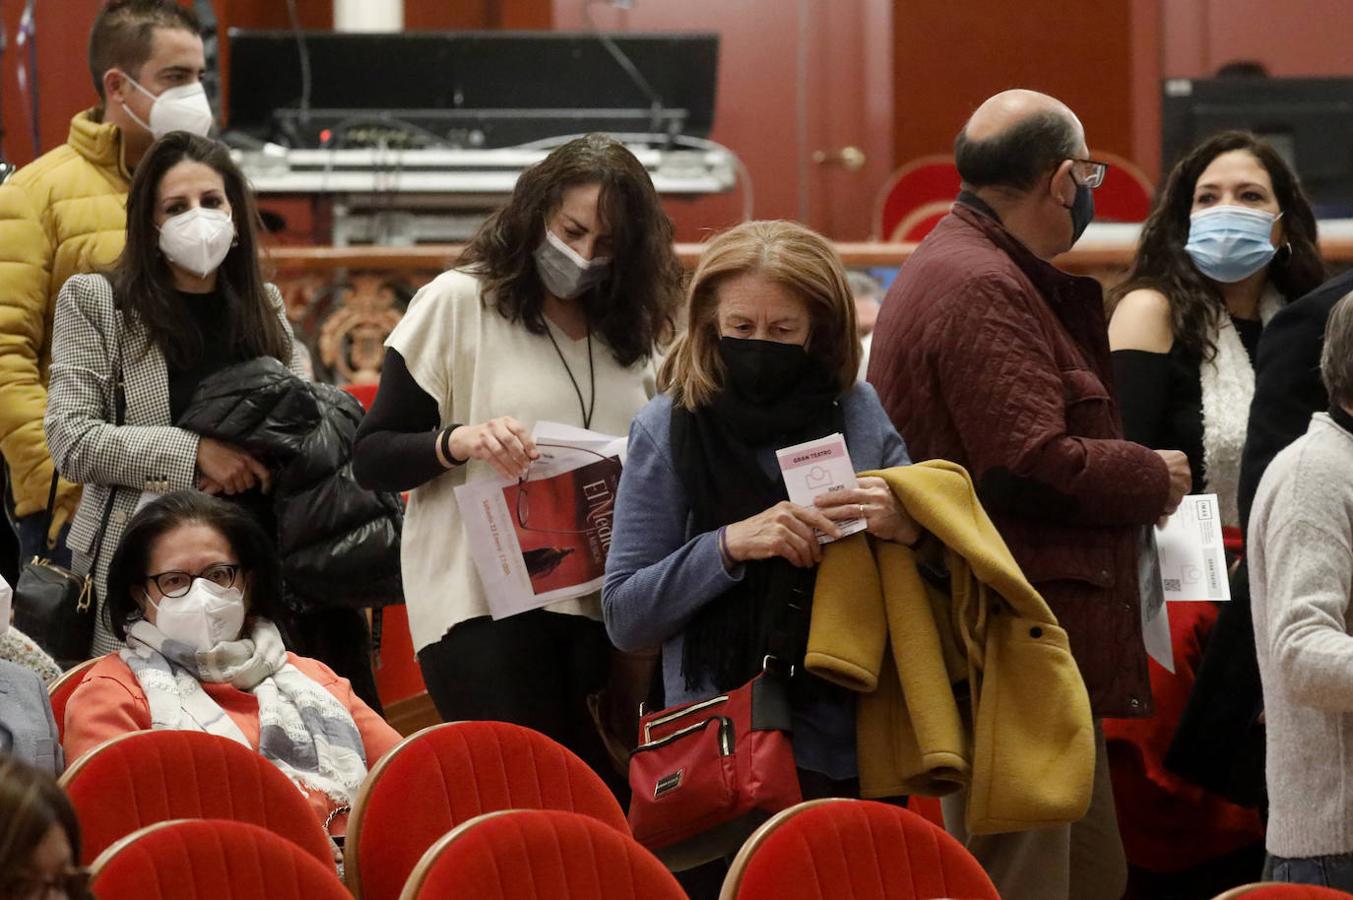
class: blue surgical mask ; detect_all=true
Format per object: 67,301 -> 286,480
1184,205 -> 1282,283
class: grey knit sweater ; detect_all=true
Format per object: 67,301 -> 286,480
1251,411 -> 1353,858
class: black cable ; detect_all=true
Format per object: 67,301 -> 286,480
582,0 -> 666,134
285,0 -> 311,128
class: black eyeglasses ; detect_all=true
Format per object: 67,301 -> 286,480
515,443 -> 621,537
1067,157 -> 1110,189
144,563 -> 241,598
1,867 -> 93,900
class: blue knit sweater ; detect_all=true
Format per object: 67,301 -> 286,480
603,383 -> 910,779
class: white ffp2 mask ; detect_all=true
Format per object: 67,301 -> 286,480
147,580 -> 246,651
121,75 -> 214,139
158,207 -> 235,278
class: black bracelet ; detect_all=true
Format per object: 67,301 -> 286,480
441,424 -> 467,465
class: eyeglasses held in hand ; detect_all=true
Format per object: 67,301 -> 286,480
514,443 -> 621,537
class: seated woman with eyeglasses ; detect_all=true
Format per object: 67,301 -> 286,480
0,754 -> 91,900
60,491 -> 401,841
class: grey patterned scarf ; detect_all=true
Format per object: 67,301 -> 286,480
120,618 -> 369,807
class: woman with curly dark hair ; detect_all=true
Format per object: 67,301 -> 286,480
1108,131 -> 1325,528
353,134 -> 683,787
1103,131 -> 1326,895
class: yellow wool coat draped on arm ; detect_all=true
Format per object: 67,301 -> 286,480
806,459 -> 1095,834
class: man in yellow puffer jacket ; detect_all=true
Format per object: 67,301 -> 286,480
0,1 -> 204,567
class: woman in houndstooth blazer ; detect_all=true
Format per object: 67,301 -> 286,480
44,132 -> 304,657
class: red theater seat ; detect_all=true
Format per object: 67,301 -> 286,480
1087,150 -> 1155,223
342,381 -> 380,410
721,799 -> 999,900
1215,885 -> 1353,899
400,809 -> 684,899
59,730 -> 332,868
874,155 -> 962,242
90,819 -> 347,900
346,720 -> 629,900
47,657 -> 99,744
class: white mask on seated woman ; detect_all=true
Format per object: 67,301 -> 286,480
158,207 -> 235,279
144,579 -> 246,651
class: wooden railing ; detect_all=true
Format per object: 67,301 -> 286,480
267,239 -> 1353,383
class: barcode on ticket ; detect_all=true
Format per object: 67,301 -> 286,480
1163,578 -> 1182,592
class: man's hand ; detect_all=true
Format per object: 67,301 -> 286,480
1155,449 -> 1192,523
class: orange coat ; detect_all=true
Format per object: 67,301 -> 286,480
63,652 -> 402,834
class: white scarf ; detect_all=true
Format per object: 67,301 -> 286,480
120,618 -> 369,808
1199,286 -> 1283,527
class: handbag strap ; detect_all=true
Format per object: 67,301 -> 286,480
85,293 -> 128,572
36,470 -> 60,558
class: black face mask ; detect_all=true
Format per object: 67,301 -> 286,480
1067,179 -> 1095,245
718,337 -> 813,405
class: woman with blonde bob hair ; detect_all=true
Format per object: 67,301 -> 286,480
604,220 -> 916,801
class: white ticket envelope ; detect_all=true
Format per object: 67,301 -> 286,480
776,432 -> 866,544
1154,493 -> 1230,602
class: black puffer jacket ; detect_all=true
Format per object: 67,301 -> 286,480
177,357 -> 404,610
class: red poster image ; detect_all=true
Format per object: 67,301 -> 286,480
455,424 -> 629,620
501,455 -> 622,595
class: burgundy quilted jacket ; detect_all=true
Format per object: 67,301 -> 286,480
867,197 -> 1171,718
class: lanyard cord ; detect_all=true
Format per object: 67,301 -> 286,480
545,324 -> 596,430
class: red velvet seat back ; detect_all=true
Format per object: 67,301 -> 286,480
405,810 -> 684,899
1228,887 -> 1353,899
342,382 -> 380,410
1086,151 -> 1155,223
348,720 -> 627,900
725,799 -> 999,900
47,657 -> 99,744
91,819 -> 348,900
59,730 -> 332,867
875,156 -> 962,241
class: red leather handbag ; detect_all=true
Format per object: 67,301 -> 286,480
627,668 -> 802,870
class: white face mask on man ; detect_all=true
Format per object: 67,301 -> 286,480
119,73 -> 214,139
158,207 -> 235,278
145,579 -> 246,651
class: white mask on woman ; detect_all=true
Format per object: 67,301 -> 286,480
533,227 -> 612,299
159,207 -> 235,278
146,580 -> 246,651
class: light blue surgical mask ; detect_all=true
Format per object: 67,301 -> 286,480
1184,205 -> 1283,283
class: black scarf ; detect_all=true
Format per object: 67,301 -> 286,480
671,346 -> 844,691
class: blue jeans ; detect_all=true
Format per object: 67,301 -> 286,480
1265,852 -> 1353,888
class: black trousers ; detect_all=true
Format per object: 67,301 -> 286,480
285,606 -> 384,717
417,610 -> 626,799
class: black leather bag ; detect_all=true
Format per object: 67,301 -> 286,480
13,341 -> 124,667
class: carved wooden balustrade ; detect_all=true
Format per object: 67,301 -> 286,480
266,239 -> 1353,384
